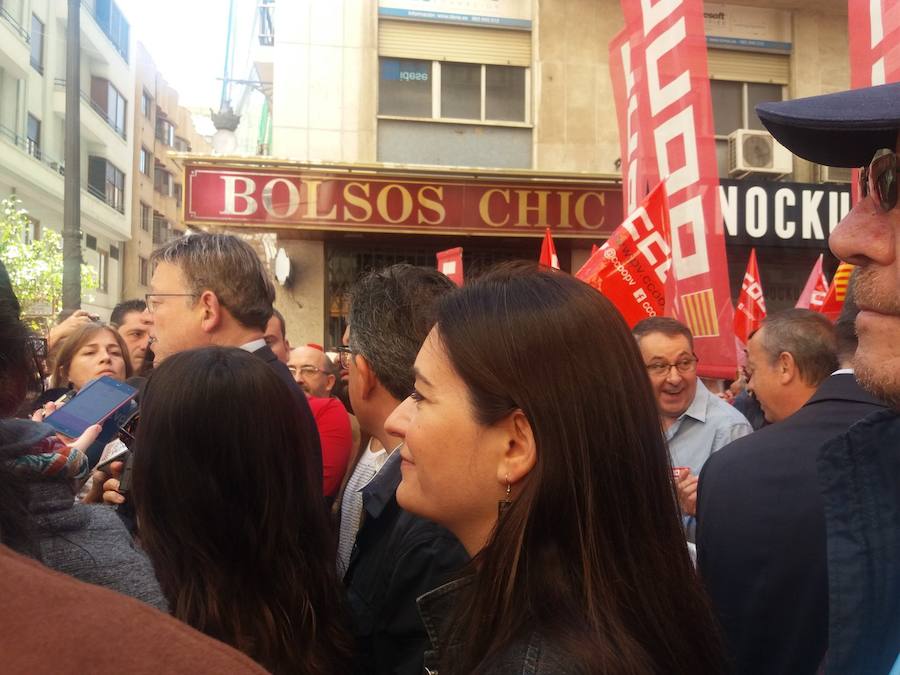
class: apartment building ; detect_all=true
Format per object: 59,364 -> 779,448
0,0 -> 134,318
122,42 -> 210,303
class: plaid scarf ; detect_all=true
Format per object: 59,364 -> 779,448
10,433 -> 91,495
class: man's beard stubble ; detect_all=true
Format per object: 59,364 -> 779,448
851,268 -> 900,410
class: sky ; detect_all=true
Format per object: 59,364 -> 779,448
116,0 -> 259,114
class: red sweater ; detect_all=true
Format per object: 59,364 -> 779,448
308,396 -> 353,497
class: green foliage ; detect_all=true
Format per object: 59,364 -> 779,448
0,195 -> 97,327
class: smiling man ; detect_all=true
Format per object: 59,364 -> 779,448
633,317 -> 751,528
757,83 -> 900,675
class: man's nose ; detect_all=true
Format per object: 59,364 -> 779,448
665,365 -> 683,384
829,199 -> 897,267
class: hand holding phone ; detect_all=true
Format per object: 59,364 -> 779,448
43,376 -> 137,439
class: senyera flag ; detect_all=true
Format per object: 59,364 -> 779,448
819,261 -> 854,321
610,0 -> 736,378
436,247 -> 464,286
733,249 -> 767,346
575,182 -> 673,328
538,228 -> 559,269
795,254 -> 829,311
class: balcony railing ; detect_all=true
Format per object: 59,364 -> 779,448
0,6 -> 30,44
0,123 -> 65,175
54,78 -> 127,140
86,182 -> 125,214
81,0 -> 129,63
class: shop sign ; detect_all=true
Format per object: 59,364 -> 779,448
703,4 -> 791,53
183,164 -> 622,238
378,0 -> 532,30
720,179 -> 851,248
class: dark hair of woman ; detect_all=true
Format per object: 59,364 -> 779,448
131,347 -> 351,673
434,263 -> 725,674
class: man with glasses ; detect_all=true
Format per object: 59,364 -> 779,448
289,344 -> 337,398
632,317 -> 751,526
755,84 -> 900,675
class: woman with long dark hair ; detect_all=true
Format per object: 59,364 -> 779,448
385,264 -> 725,674
131,346 -> 350,673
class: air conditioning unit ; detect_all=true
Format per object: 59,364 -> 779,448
728,129 -> 793,177
816,164 -> 852,184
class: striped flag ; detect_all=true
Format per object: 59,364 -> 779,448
819,262 -> 854,321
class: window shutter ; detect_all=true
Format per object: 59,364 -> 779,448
379,20 -> 531,66
707,49 -> 789,85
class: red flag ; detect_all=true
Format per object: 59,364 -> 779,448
609,1 -> 736,378
795,254 -> 829,311
733,249 -> 767,346
819,262 -> 854,321
575,182 -> 673,327
436,247 -> 463,286
590,244 -> 600,257
539,228 -> 559,269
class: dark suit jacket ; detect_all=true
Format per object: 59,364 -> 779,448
252,344 -> 323,496
696,373 -> 886,675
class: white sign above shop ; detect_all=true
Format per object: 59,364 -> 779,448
703,3 -> 791,52
378,0 -> 532,29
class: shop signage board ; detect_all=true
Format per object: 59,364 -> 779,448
183,163 -> 622,239
720,179 -> 851,248
377,0 -> 532,29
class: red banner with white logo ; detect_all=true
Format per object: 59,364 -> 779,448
733,249 -> 767,346
611,0 -> 736,378
436,247 -> 464,286
539,228 -> 559,269
575,182 -> 673,328
796,254 -> 828,311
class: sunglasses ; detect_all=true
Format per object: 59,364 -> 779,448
860,148 -> 899,213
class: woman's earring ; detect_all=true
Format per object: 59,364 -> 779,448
498,474 -> 512,517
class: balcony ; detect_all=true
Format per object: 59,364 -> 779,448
52,79 -> 128,146
80,0 -> 129,64
0,6 -> 31,79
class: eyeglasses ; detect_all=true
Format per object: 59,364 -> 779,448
860,148 -> 899,213
645,356 -> 699,378
288,365 -> 326,377
144,293 -> 196,313
336,346 -> 353,370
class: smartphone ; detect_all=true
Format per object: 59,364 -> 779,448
43,376 -> 137,438
94,445 -> 131,474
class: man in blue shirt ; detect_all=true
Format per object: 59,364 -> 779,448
633,318 -> 751,533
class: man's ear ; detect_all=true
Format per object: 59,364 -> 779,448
197,290 -> 222,334
497,409 -> 537,488
325,372 -> 336,394
354,354 -> 379,400
777,351 -> 796,385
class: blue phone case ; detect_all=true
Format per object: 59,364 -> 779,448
43,376 -> 137,438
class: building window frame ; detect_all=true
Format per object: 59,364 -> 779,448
139,201 -> 151,231
140,146 -> 152,176
97,250 -> 109,293
710,79 -> 784,178
139,256 -> 149,286
88,156 -> 126,213
377,58 -> 531,127
155,117 -> 175,146
30,14 -> 44,73
141,90 -> 152,119
26,114 -> 41,159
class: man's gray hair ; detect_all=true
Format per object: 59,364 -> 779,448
150,232 -> 275,331
348,264 -> 455,401
758,308 -> 838,387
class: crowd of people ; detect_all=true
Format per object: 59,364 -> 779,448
1,79 -> 899,675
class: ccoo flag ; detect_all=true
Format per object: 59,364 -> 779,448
733,249 -> 767,346
819,262 -> 854,321
575,182 -> 673,328
795,254 -> 829,311
539,228 -> 560,269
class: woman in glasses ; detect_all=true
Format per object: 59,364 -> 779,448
384,264 -> 725,674
130,346 -> 351,673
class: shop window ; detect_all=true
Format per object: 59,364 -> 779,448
379,58 -> 527,124
711,80 -> 782,177
30,15 -> 43,73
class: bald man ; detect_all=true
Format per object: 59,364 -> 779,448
288,346 -> 336,398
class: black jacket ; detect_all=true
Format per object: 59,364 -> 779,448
697,373 -> 886,675
344,451 -> 468,675
251,344 -> 323,495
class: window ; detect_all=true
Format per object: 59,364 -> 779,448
23,217 -> 40,245
140,201 -> 151,231
140,147 -> 152,176
85,234 -> 98,250
174,182 -> 182,207
155,118 -> 175,146
141,90 -> 152,119
26,114 -> 41,159
90,77 -> 128,138
88,156 -> 126,213
30,15 -> 43,73
98,251 -> 109,293
154,167 -> 173,196
152,216 -> 168,244
379,58 -> 527,124
174,136 -> 191,152
110,245 -> 119,260
92,0 -> 130,62
139,256 -> 149,286
379,59 -> 432,117
710,80 -> 782,177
